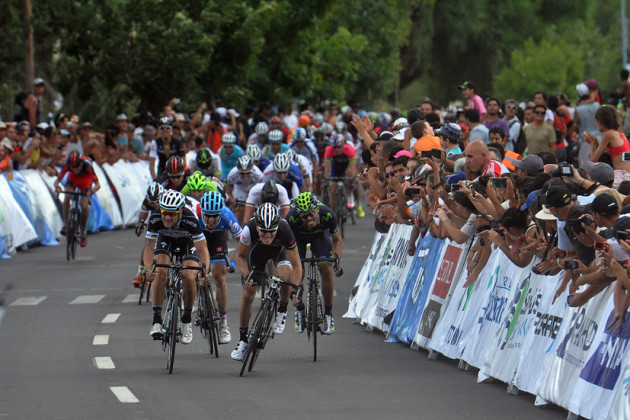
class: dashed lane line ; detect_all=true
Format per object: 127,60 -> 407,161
121,294 -> 138,303
101,313 -> 121,323
110,386 -> 139,403
70,295 -> 105,304
93,335 -> 109,345
93,357 -> 115,369
10,296 -> 47,306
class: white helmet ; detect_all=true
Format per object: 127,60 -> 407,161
293,127 -> 307,141
268,129 -> 284,143
255,202 -> 280,231
159,189 -> 185,211
255,122 -> 269,136
222,133 -> 237,145
246,144 -> 262,161
236,155 -> 254,173
273,153 -> 291,173
146,182 -> 164,202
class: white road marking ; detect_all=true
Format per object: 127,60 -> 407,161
70,295 -> 105,304
110,386 -> 139,403
102,313 -> 121,323
10,296 -> 47,306
121,294 -> 138,303
93,335 -> 109,345
93,357 -> 115,369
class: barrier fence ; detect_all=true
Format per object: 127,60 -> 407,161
0,160 -> 151,258
344,224 -> 630,420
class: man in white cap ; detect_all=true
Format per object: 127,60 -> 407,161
573,82 -> 600,173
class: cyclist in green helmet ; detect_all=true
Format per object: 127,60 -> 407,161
181,170 -> 218,201
286,191 -> 343,335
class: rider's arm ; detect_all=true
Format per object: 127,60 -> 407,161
331,229 -> 342,260
195,237 -> 211,270
234,239 -> 251,279
286,246 -> 302,286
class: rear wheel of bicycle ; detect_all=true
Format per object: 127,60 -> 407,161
167,293 -> 179,374
309,279 -> 318,362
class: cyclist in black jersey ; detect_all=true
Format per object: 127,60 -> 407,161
149,117 -> 186,180
144,190 -> 210,344
132,182 -> 163,287
230,203 -> 302,361
158,155 -> 193,192
286,192 -> 342,334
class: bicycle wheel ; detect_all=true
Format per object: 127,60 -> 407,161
249,300 -> 275,372
167,292 -> 179,374
336,188 -> 346,239
205,285 -> 220,358
138,272 -> 148,305
71,209 -> 80,259
66,209 -> 77,261
196,286 -> 208,338
240,298 -> 268,376
309,277 -> 319,362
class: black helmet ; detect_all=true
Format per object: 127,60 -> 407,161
261,180 -> 279,204
196,148 -> 212,170
166,156 -> 185,175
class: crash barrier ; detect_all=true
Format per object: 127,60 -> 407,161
0,160 -> 152,258
345,224 -> 630,420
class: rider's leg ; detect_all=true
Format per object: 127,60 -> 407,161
182,262 -> 199,321
212,262 -> 228,313
79,195 -> 90,233
319,262 -> 334,310
239,284 -> 257,332
276,263 -> 294,306
62,186 -> 72,222
151,253 -> 169,323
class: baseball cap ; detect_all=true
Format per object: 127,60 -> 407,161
458,81 -> 476,91
81,122 -> 93,130
33,78 -> 44,86
584,79 -> 599,90
590,162 -> 614,187
546,185 -> 573,208
394,150 -> 413,159
513,154 -> 544,176
521,190 -> 541,211
446,171 -> 467,185
116,113 -> 128,121
0,122 -> 6,129
1,137 -> 13,150
591,193 -> 619,217
435,123 -> 462,142
576,83 -> 589,97
377,131 -> 394,141
392,118 -> 409,130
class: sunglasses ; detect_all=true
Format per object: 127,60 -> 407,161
169,174 -> 183,179
203,213 -> 221,220
534,111 -> 546,115
506,105 -> 518,109
239,171 -> 252,175
161,209 -> 181,217
223,145 -> 233,148
299,211 -> 317,219
35,83 -> 44,87
276,171 -> 288,175
385,171 -> 396,178
258,227 -> 277,234
159,126 -> 172,130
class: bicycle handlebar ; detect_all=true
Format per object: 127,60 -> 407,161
151,260 -> 207,279
248,270 -> 299,289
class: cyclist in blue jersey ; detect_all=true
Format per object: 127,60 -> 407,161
219,133 -> 245,181
246,143 -> 271,173
262,153 -> 306,198
198,191 -> 242,344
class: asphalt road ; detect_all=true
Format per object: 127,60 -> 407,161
0,214 -> 566,420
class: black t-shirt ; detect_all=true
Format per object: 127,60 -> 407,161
154,137 -> 186,176
146,206 -> 205,242
286,204 -> 338,236
240,218 -> 296,251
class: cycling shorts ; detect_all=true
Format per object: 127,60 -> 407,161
295,232 -> 333,263
203,230 -> 228,264
242,245 -> 291,286
66,173 -> 93,192
329,161 -> 350,178
153,234 -> 200,263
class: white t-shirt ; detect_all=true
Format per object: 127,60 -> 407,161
245,182 -> 291,210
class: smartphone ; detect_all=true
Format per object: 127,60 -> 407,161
593,241 -> 609,252
564,260 -> 579,270
616,230 -> 630,241
491,177 -> 507,189
405,188 -> 421,196
623,152 -> 630,162
451,184 -> 462,192
477,224 -> 491,233
429,148 -> 442,159
420,151 -> 431,158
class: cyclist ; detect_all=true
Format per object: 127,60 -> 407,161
148,116 -> 186,180
158,156 -> 193,192
246,143 -> 271,173
288,127 -> 318,174
286,192 -> 342,334
247,121 -> 269,147
132,182 -> 164,287
198,191 -> 243,344
286,149 -> 313,191
180,170 -> 219,202
323,134 -> 358,214
226,155 -> 263,224
262,153 -> 305,199
218,133 -> 245,181
231,203 -> 302,361
189,148 -> 221,179
54,151 -> 100,247
261,129 -> 289,161
243,180 -> 291,222
144,190 -> 210,344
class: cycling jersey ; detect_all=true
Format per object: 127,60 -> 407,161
57,156 -> 98,191
218,145 -> 245,180
245,182 -> 291,210
254,156 -> 271,173
158,167 -> 193,192
261,143 -> 289,161
188,148 -> 221,178
146,206 -> 205,262
291,153 -> 313,178
262,162 -> 305,190
286,204 -> 338,260
149,137 -> 186,177
289,140 -> 319,164
198,206 -> 242,263
226,165 -> 263,188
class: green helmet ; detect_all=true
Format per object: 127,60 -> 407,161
295,192 -> 318,214
187,171 -> 208,191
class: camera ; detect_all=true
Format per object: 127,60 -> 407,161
564,260 -> 579,270
616,230 -> 630,241
623,152 -> 630,162
593,241 -> 609,252
477,224 -> 491,233
420,149 -> 441,159
551,163 -> 572,177
451,184 -> 462,192
405,188 -> 421,196
491,177 -> 507,189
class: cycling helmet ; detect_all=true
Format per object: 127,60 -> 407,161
255,121 -> 269,136
293,127 -> 307,141
187,171 -> 208,190
331,134 -> 344,148
200,191 -> 224,215
295,191 -> 318,214
313,113 -> 325,125
236,155 -> 254,173
159,116 -> 173,127
159,189 -> 185,211
321,122 -> 333,135
255,202 -> 280,231
335,121 -> 347,134
273,153 -> 291,173
67,150 -> 81,167
196,148 -> 212,169
298,115 -> 311,127
222,133 -> 237,145
261,180 -> 279,204
268,129 -> 284,143
166,156 -> 185,175
307,125 -> 316,138
246,144 -> 262,161
146,182 -> 164,202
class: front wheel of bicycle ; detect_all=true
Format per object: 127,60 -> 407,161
309,279 -> 319,362
66,209 -> 78,261
167,293 -> 179,374
240,298 -> 268,376
249,300 -> 275,372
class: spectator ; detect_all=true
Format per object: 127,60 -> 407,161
573,82 -> 600,173
463,140 -> 508,178
464,109 -> 489,144
483,97 -> 509,138
0,137 -> 14,179
524,104 -> 556,155
489,126 -> 521,171
513,154 -> 544,177
26,78 -> 45,128
458,81 -> 486,118
411,120 -> 441,156
533,91 -> 555,124
503,99 -> 522,152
